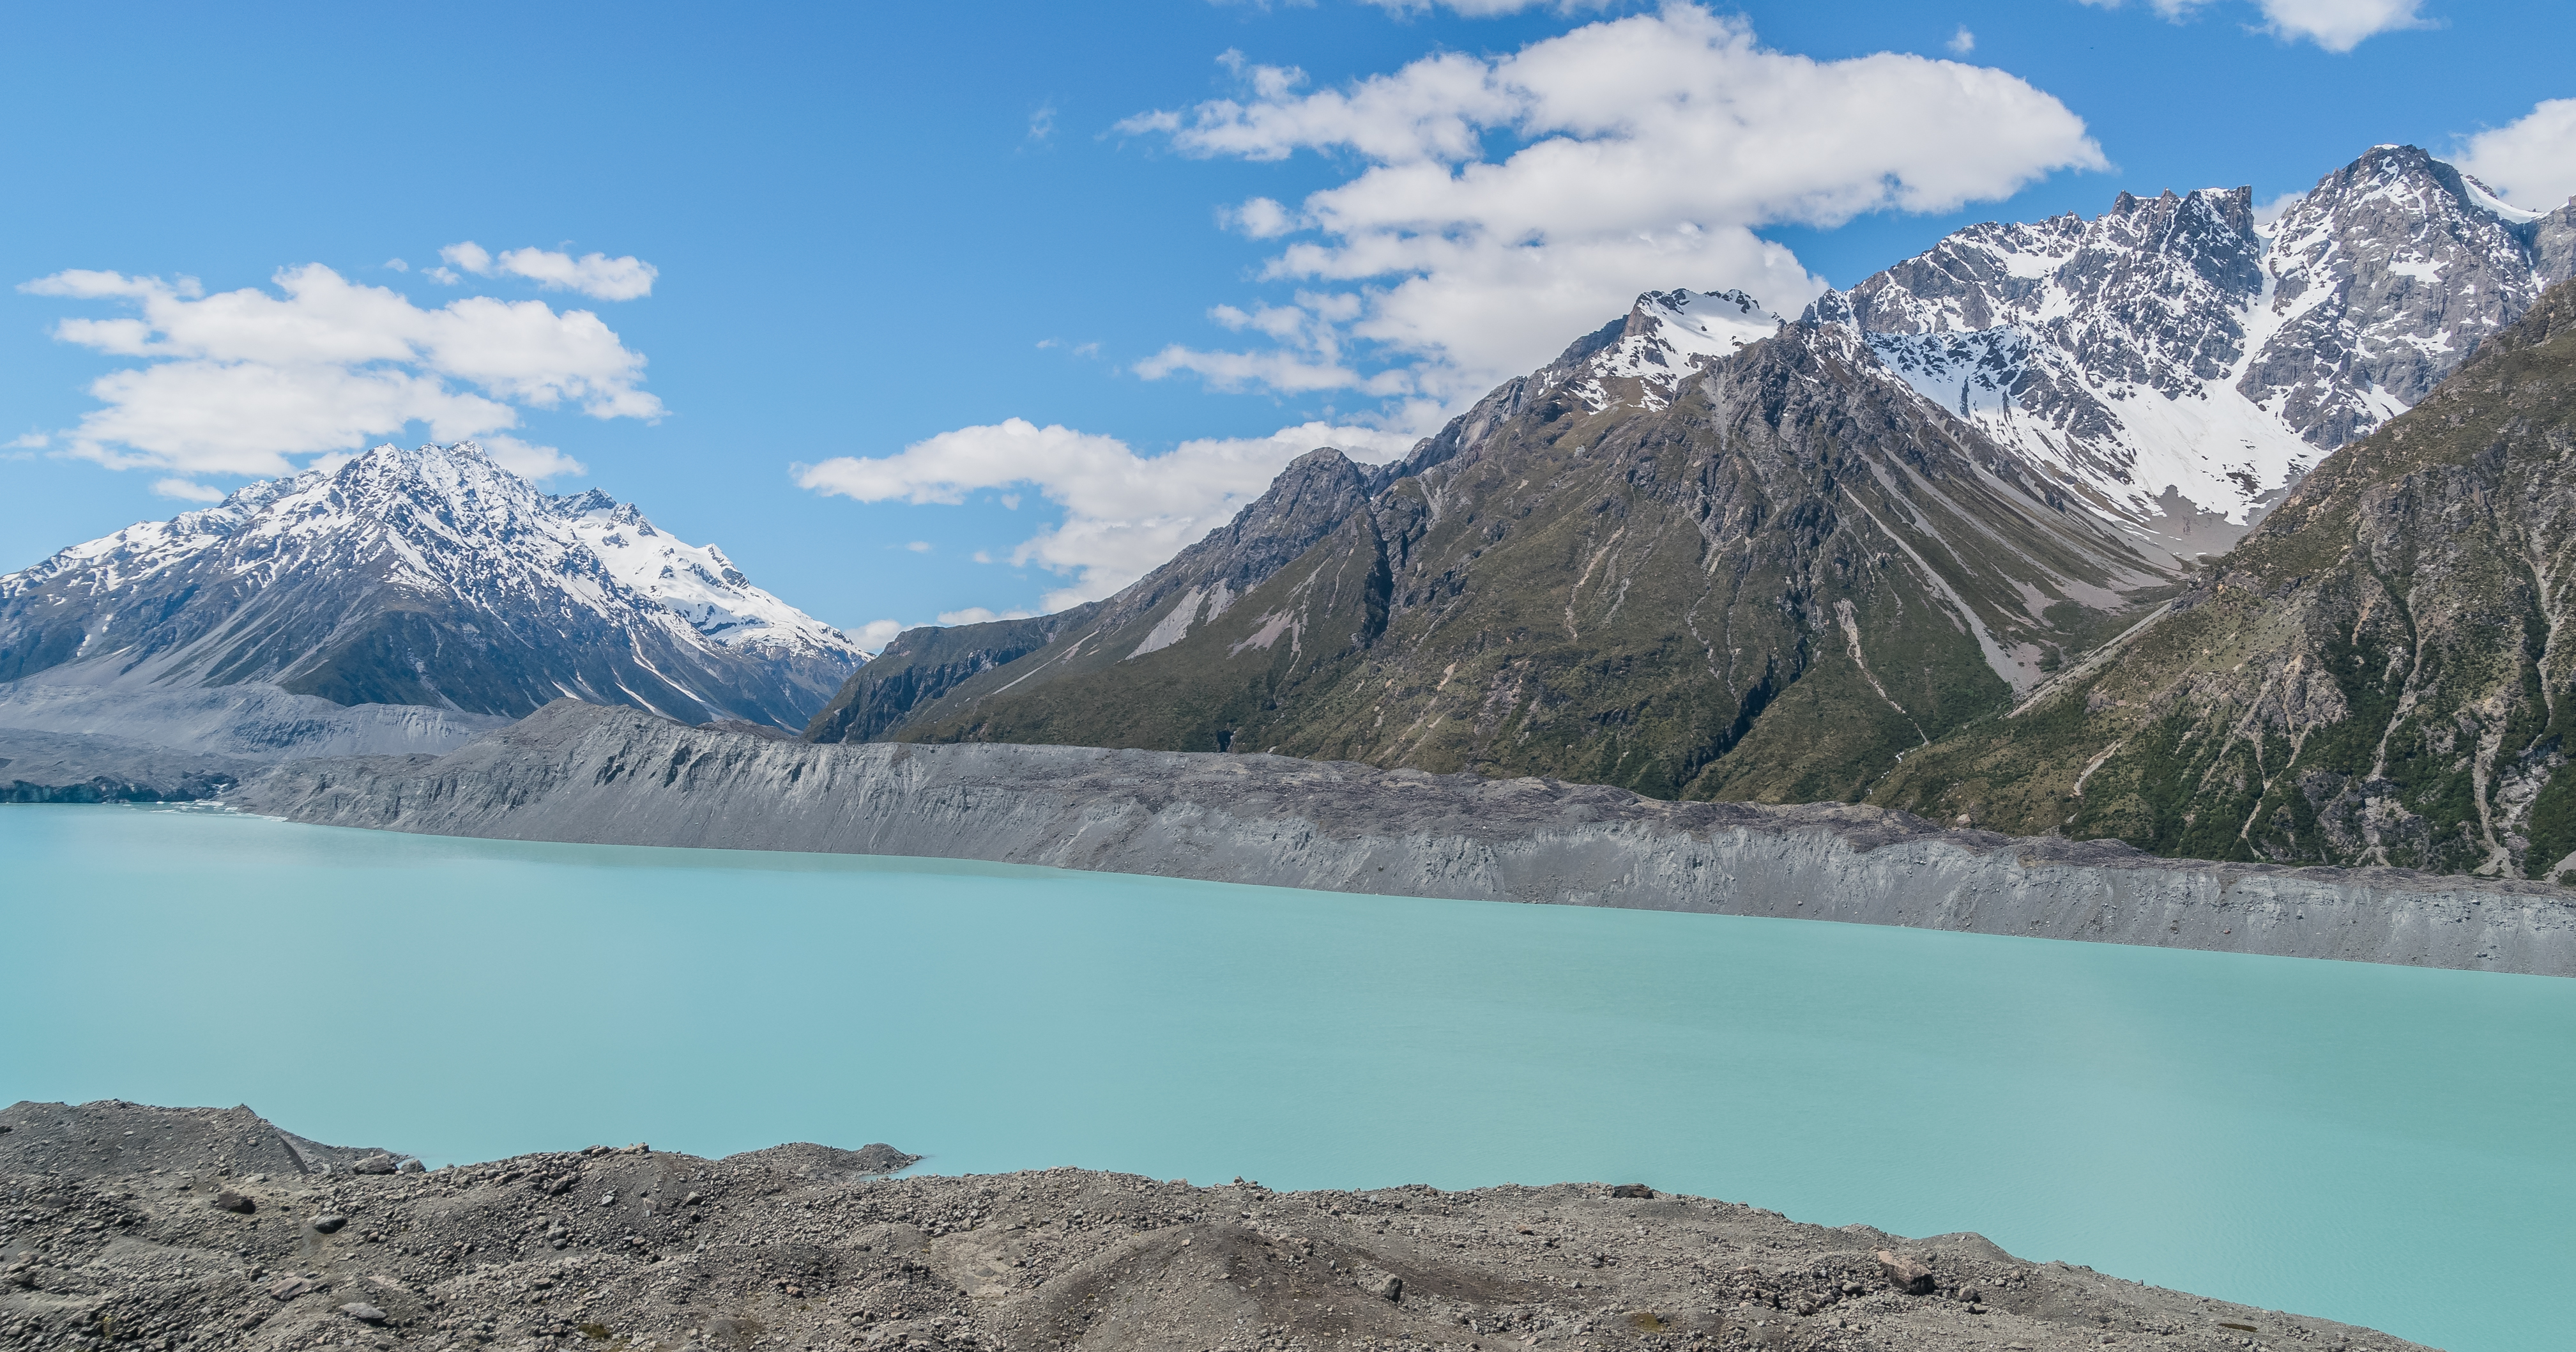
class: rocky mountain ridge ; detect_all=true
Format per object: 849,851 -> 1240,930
0,442 -> 865,728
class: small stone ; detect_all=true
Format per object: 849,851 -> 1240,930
340,1301 -> 388,1323
1608,1183 -> 1653,1199
1355,1266 -> 1403,1302
268,1277 -> 316,1301
312,1214 -> 349,1234
213,1190 -> 257,1214
1875,1250 -> 1935,1296
351,1155 -> 399,1176
397,1158 -> 425,1174
599,1193 -> 618,1207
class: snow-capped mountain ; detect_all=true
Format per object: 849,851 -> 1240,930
1565,288 -> 1786,412
0,442 -> 866,727
1790,144 -> 2575,555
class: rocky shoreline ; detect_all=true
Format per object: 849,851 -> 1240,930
228,700 -> 2576,977
0,1100 -> 2421,1352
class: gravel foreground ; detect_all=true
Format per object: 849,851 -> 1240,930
0,1102 -> 2420,1352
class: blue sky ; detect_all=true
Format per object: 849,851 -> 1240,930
3,0 -> 2570,645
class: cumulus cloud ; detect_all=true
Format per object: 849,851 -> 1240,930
19,265 -> 659,479
1357,0 -> 1618,13
796,417 -> 1417,609
1119,4 -> 2103,406
436,241 -> 659,300
2454,98 -> 2576,210
481,434 -> 589,480
852,618 -> 906,650
937,606 -> 1041,626
1946,26 -> 1976,54
151,477 -> 225,502
2074,0 -> 2426,51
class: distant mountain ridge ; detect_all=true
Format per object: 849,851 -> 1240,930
0,442 -> 865,727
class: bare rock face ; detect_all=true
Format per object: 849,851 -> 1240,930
0,1101 -> 2434,1352
232,700 -> 2576,975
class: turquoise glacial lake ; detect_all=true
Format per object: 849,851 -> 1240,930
4,805 -> 2570,1349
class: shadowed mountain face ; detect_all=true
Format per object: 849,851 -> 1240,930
823,318 -> 2174,803
0,442 -> 865,728
1879,279 -> 2576,880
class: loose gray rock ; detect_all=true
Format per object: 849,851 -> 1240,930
211,1190 -> 255,1214
310,1213 -> 346,1234
0,1098 -> 2438,1352
1879,1248 -> 1937,1295
339,1301 -> 387,1323
351,1153 -> 399,1175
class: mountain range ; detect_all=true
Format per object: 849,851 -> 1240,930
0,441 -> 865,729
809,144 -> 2576,879
10,142 -> 2575,880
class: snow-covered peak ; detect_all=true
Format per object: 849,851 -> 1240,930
1567,288 -> 1785,410
1792,144 -> 2572,558
4,442 -> 865,668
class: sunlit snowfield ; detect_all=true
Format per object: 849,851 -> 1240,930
6,805 -> 2568,1350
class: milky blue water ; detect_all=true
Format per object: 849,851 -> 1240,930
4,806 -> 2569,1348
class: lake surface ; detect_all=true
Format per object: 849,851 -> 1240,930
4,805 -> 2569,1349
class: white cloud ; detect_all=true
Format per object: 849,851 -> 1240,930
796,417 -> 1417,609
438,241 -> 658,301
19,263 -> 661,478
1357,0 -> 1617,13
482,434 -> 589,480
2074,0 -> 2426,51
853,618 -> 906,650
906,541 -> 933,552
1946,26 -> 1976,54
937,606 -> 1042,626
2454,98 -> 2576,210
2252,190 -> 2309,229
151,477 -> 224,502
1120,5 -> 2103,406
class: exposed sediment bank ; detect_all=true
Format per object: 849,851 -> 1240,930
229,701 -> 2576,977
0,1099 -> 2430,1351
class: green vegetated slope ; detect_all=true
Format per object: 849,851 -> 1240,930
1876,280 -> 2576,878
867,320 -> 2176,804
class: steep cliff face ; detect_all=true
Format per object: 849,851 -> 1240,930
0,442 -> 865,728
233,701 -> 2576,976
883,317 -> 2170,803
1877,279 -> 2576,878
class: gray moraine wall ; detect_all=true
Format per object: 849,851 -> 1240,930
232,700 -> 2576,978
